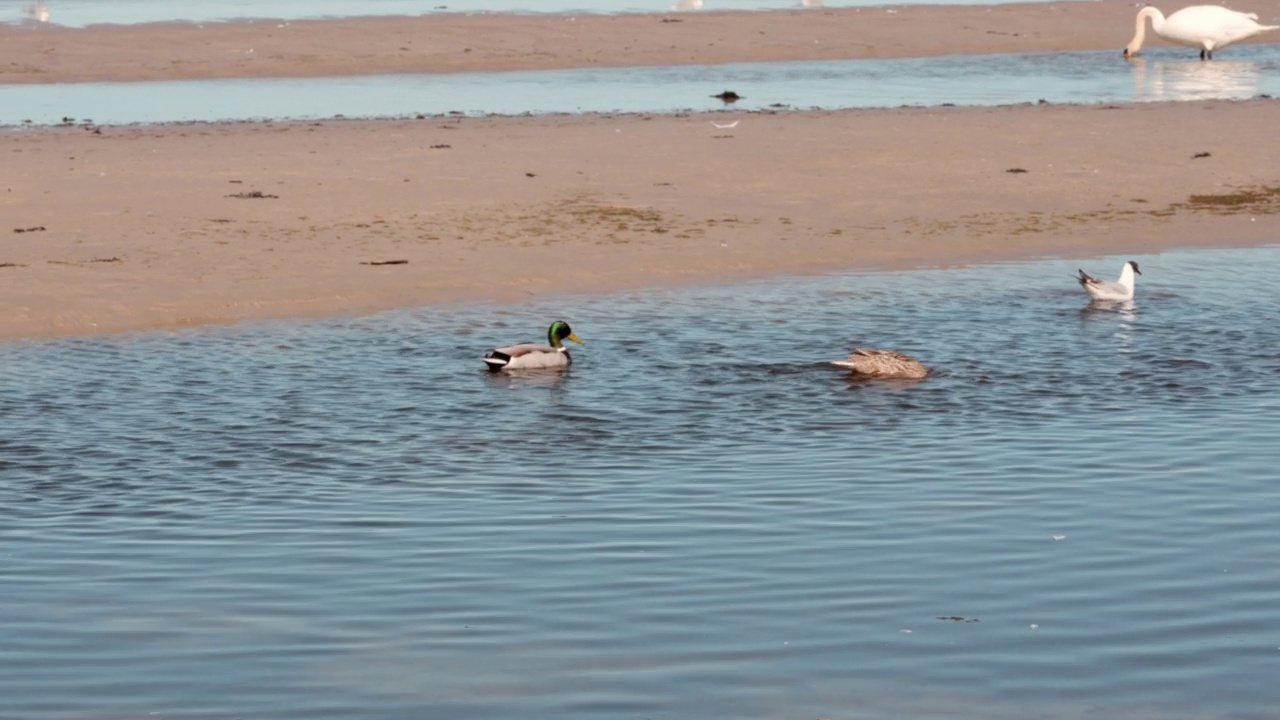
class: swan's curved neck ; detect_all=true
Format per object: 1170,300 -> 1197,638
1140,6 -> 1166,30
1127,7 -> 1167,55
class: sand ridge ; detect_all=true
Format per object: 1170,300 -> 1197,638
4,100 -> 1279,340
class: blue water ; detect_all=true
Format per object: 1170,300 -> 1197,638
4,46 -> 1280,126
1,0 -> 1054,28
3,246 -> 1280,719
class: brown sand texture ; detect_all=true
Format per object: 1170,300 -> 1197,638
3,3 -> 1280,340
5,3 -> 1279,84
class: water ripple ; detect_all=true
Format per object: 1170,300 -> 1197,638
2,246 -> 1280,719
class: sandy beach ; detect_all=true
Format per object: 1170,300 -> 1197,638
3,3 -> 1279,340
1,2 -> 1245,84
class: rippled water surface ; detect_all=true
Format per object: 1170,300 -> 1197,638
3,247 -> 1280,719
5,46 -> 1280,126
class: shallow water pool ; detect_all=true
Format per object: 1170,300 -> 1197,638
3,246 -> 1280,719
4,46 -> 1279,126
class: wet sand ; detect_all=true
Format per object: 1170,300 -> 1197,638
3,4 -> 1280,340
7,2 -> 1277,84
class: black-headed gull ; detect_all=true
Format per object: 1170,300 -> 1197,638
1077,261 -> 1141,302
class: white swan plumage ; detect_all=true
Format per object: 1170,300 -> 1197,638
1124,5 -> 1279,60
1077,261 -> 1142,302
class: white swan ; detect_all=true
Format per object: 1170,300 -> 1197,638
1124,5 -> 1279,60
1077,261 -> 1142,302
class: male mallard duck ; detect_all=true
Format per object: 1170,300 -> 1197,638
1077,260 -> 1141,302
832,348 -> 929,380
483,320 -> 584,371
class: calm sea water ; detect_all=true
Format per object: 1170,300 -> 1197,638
3,246 -> 1279,719
4,46 -> 1279,126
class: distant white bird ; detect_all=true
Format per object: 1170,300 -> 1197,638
1077,261 -> 1142,302
1123,5 -> 1279,60
832,348 -> 929,380
710,120 -> 739,129
24,1 -> 49,22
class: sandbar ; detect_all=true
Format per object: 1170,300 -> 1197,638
2,5 -> 1279,340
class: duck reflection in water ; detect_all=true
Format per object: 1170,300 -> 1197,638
482,368 -> 569,391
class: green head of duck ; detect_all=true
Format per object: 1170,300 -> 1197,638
549,320 -> 584,349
